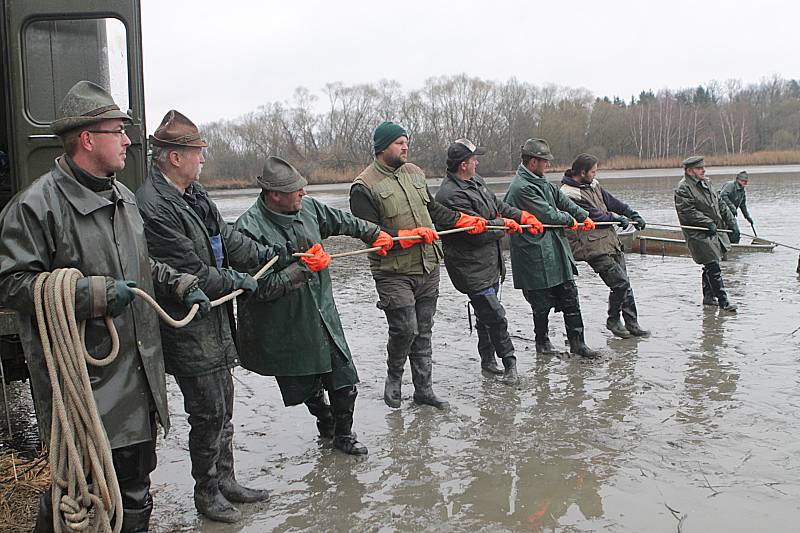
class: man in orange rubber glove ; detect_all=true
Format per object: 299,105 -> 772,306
435,138 -> 545,386
503,138 -> 600,359
235,156 -> 392,457
350,122 -> 490,410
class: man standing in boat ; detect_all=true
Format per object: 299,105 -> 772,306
560,154 -> 650,338
674,156 -> 739,312
719,171 -> 753,242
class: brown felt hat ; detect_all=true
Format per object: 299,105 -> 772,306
51,80 -> 131,135
149,110 -> 208,148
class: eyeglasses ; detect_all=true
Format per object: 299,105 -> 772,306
87,128 -> 127,136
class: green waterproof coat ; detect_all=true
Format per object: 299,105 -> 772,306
719,179 -> 752,225
136,167 -> 269,377
234,195 -> 379,381
502,164 -> 589,290
674,173 -> 736,265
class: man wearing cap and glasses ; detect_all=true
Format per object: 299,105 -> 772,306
0,81 -> 210,532
674,156 -> 739,312
136,110 -> 278,522
720,171 -> 753,242
503,138 -> 601,359
349,121 -> 490,410
235,156 -> 393,456
435,138 -> 544,385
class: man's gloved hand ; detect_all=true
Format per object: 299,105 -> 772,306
581,217 -> 596,231
229,270 -> 258,292
107,279 -> 137,318
630,214 -> 646,230
730,227 -> 741,244
520,211 -> 544,234
706,222 -> 718,237
568,217 -> 580,231
502,218 -> 523,234
183,286 -> 211,319
300,243 -> 331,272
454,212 -> 488,234
371,230 -> 394,256
614,215 -> 631,229
397,227 -> 438,249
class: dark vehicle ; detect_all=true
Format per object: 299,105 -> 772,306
0,0 -> 146,386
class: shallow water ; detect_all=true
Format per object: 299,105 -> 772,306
5,168 -> 800,532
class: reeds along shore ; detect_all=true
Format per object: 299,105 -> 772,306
198,149 -> 800,190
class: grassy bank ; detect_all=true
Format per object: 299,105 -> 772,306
201,150 -> 800,189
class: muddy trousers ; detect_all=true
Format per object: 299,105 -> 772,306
174,369 -> 238,505
587,252 -> 640,327
374,269 -> 440,398
523,281 -> 586,346
468,284 -> 514,364
34,430 -> 157,533
702,261 -> 731,306
304,383 -> 359,438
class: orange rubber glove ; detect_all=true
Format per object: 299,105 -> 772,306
371,231 -> 394,256
520,211 -> 544,234
502,218 -> 523,234
397,227 -> 439,248
299,243 -> 331,272
581,217 -> 596,231
454,212 -> 488,234
568,217 -> 580,231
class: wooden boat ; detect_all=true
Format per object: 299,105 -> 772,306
618,227 -> 777,257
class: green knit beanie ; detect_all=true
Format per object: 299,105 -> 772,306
373,121 -> 408,154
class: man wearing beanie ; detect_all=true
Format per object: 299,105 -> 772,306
349,121 -> 490,410
719,171 -> 754,241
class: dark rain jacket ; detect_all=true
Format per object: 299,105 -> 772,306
674,173 -> 736,265
235,195 -> 379,381
560,175 -> 638,261
0,157 -> 194,449
503,164 -> 589,290
720,180 -> 752,225
136,167 -> 269,377
434,172 -> 522,294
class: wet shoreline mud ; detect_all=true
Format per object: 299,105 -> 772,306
4,172 -> 800,531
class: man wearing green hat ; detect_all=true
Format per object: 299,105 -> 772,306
236,156 -> 394,456
503,138 -> 600,359
674,156 -> 739,312
137,110 -> 277,522
0,81 -> 210,532
720,171 -> 753,241
349,121 -> 489,409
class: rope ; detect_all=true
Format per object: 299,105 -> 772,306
34,269 -> 122,533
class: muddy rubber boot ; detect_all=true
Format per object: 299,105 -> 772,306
702,272 -> 716,306
708,266 -> 737,313
33,489 -> 54,533
606,317 -> 632,338
480,353 -> 504,377
217,431 -> 270,504
533,312 -> 558,355
383,369 -> 403,409
194,481 -> 241,523
331,386 -> 368,455
305,388 -> 335,438
477,324 -> 503,376
501,354 -> 519,385
410,356 -> 450,410
565,311 -> 600,359
121,499 -> 153,533
717,294 -> 738,313
620,296 -> 650,337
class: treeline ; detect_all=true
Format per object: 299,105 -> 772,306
199,75 -> 800,185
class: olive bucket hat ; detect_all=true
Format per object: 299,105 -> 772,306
51,80 -> 131,136
521,138 -> 554,161
257,156 -> 308,192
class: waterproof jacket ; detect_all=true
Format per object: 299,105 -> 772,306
234,195 -> 379,378
719,180 -> 752,225
674,173 -> 736,265
350,160 -> 459,275
136,167 -> 269,377
0,157 -> 194,448
503,164 -> 589,290
434,172 -> 522,294
560,175 -> 638,261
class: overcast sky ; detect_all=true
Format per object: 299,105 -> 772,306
141,0 -> 798,131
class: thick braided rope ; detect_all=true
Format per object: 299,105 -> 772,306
34,269 -> 122,533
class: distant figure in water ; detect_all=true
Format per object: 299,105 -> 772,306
720,171 -> 754,240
